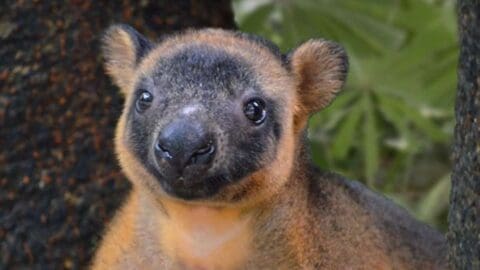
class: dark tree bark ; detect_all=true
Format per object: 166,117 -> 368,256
448,1 -> 480,269
0,1 -> 235,269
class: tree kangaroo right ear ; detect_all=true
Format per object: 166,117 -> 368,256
288,39 -> 348,131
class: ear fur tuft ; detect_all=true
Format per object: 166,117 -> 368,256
289,39 -> 348,121
101,24 -> 153,94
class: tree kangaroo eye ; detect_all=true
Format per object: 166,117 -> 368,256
136,90 -> 153,112
244,98 -> 266,125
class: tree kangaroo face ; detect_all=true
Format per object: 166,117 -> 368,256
126,45 -> 287,200
103,25 -> 347,205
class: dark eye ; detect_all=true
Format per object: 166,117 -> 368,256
244,98 -> 266,125
136,90 -> 153,112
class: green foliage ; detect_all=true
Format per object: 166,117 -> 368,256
234,0 -> 456,230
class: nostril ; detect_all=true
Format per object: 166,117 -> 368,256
195,143 -> 215,156
189,142 -> 215,165
155,142 -> 173,159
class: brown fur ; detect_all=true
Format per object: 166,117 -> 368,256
92,26 -> 447,269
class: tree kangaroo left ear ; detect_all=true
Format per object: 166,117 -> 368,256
288,39 -> 348,131
101,24 -> 153,94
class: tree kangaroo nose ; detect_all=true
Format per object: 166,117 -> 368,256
154,120 -> 215,172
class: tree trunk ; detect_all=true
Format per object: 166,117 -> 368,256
448,1 -> 480,269
0,1 -> 235,269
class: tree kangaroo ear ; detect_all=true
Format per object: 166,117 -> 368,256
289,39 -> 348,130
101,24 -> 153,94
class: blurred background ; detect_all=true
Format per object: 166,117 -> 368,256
0,0 -> 457,268
234,0 -> 457,231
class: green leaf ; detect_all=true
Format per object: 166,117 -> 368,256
398,104 -> 448,143
362,93 -> 379,187
309,90 -> 359,132
326,6 -> 406,53
310,140 -> 329,169
416,174 -> 451,225
379,94 -> 448,142
331,103 -> 363,159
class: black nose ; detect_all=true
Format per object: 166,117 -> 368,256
154,120 -> 215,173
